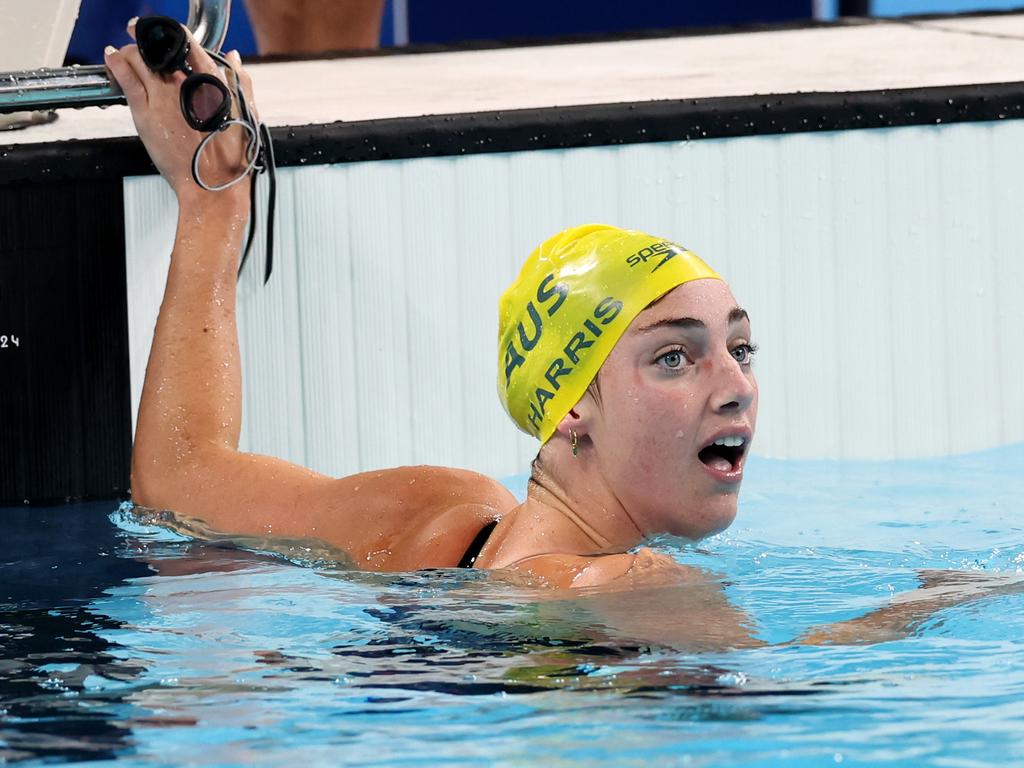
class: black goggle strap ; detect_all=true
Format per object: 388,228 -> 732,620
232,65 -> 276,285
237,125 -> 276,285
261,122 -> 277,285
239,164 -> 259,280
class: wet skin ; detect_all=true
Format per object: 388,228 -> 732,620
107,19 -> 757,586
579,279 -> 758,541
107,21 -> 1023,650
471,280 -> 758,583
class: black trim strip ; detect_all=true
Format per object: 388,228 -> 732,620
2,81 -> 1023,185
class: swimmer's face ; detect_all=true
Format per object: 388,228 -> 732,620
582,279 -> 758,539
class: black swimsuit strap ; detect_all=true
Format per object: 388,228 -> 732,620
457,521 -> 498,569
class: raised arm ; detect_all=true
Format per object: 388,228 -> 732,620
106,29 -> 332,526
106,23 -> 515,567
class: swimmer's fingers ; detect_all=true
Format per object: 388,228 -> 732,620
104,44 -> 147,106
226,50 -> 260,120
112,21 -> 211,197
228,51 -> 254,98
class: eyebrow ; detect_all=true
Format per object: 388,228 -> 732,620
729,307 -> 750,324
636,306 -> 751,333
636,316 -> 705,333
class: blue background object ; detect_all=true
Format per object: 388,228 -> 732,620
66,0 -> 814,63
66,0 -> 257,64
65,0 -> 1024,64
872,0 -> 1024,13
402,0 -> 812,44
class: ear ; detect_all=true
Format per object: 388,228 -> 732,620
554,404 -> 591,441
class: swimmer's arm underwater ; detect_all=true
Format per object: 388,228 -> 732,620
797,569 -> 1024,646
107,25 -> 515,568
502,549 -> 766,650
505,557 -> 1024,651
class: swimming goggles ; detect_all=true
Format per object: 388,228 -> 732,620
135,15 -> 277,284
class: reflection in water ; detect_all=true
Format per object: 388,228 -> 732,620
2,442 -> 1023,767
125,504 -> 356,569
0,502 -> 150,762
0,605 -> 144,762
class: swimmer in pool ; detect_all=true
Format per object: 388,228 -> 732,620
106,22 -> 746,585
106,23 -> 1024,647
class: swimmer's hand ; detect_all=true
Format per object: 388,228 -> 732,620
797,569 -> 1024,646
104,19 -> 255,203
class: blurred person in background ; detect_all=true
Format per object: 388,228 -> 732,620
66,0 -> 384,64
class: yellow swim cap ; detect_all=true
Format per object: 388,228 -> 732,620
497,224 -> 721,442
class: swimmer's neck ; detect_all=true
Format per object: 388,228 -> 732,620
484,451 -> 646,568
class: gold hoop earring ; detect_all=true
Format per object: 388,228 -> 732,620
570,429 -> 579,457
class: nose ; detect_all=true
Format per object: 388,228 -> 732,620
709,350 -> 757,414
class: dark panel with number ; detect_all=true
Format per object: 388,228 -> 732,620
0,180 -> 132,504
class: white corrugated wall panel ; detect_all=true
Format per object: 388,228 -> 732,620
291,165 -> 361,477
401,158 -> 462,467
991,125 -> 1024,448
452,154 -> 521,479
124,118 -> 1024,478
937,125 -> 1001,456
886,126 -> 951,458
345,161 -> 414,470
776,133 -> 841,460
832,130 -> 897,459
236,170 -> 307,467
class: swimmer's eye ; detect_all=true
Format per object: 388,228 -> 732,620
731,343 -> 759,366
656,348 -> 690,370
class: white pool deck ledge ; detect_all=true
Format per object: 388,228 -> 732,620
6,12 -> 1024,144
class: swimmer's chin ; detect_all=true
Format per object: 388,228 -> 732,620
663,501 -> 737,540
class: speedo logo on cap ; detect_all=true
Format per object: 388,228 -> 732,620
626,241 -> 684,272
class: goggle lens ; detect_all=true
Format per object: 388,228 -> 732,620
136,16 -> 189,74
191,81 -> 226,123
180,74 -> 231,131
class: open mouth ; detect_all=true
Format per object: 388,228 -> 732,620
697,435 -> 748,478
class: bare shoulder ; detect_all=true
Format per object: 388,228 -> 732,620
161,453 -> 518,571
327,465 -> 515,509
503,546 -> 692,589
307,465 -> 518,570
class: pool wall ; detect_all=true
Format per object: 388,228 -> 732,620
123,119 -> 1024,479
4,13 -> 1024,502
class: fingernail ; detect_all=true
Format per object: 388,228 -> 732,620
127,16 -> 138,27
104,45 -> 116,56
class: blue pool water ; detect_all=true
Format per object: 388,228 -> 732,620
2,445 -> 1023,766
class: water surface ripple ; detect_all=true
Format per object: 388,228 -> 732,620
2,445 -> 1023,766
